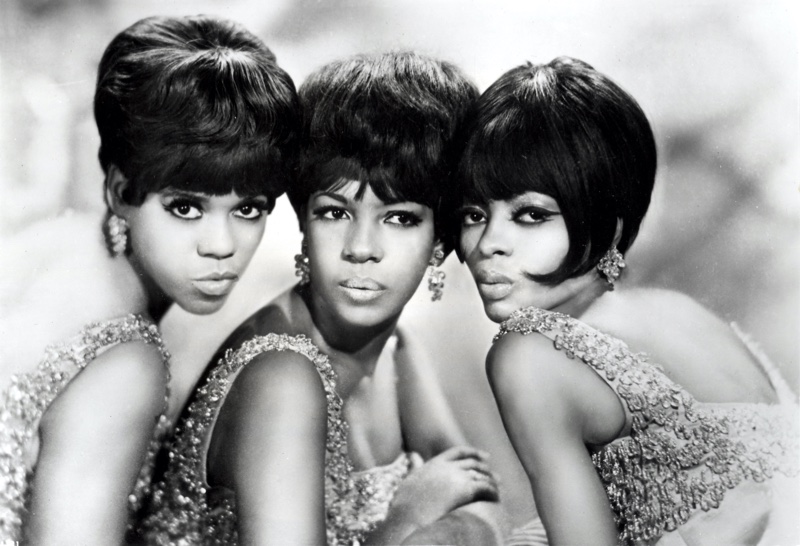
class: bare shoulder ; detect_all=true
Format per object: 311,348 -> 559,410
588,287 -> 777,403
487,329 -> 626,446
488,331 -> 600,413
232,347 -> 326,400
41,340 -> 168,436
208,343 -> 329,484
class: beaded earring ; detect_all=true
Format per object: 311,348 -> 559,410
597,246 -> 625,289
294,238 -> 311,286
427,248 -> 446,302
107,214 -> 128,257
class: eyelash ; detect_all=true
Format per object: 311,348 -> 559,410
311,206 -> 422,227
512,206 -> 555,225
460,207 -> 487,226
164,200 -> 267,221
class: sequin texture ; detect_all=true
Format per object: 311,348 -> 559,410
0,315 -> 170,542
495,307 -> 799,545
136,333 -> 412,545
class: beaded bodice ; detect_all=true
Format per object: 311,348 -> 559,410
495,307 -> 799,545
136,333 -> 413,546
0,314 -> 170,542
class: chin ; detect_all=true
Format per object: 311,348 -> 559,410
483,300 -> 519,324
179,296 -> 228,316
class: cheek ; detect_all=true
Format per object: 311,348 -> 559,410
520,224 -> 570,275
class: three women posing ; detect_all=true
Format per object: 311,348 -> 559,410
0,15 -> 300,544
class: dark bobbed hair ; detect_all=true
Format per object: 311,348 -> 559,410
94,15 -> 301,208
290,51 -> 479,252
457,56 -> 657,284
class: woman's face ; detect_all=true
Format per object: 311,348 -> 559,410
459,191 -> 574,322
304,180 -> 438,329
124,189 -> 269,315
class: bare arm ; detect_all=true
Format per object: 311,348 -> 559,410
25,342 -> 167,545
208,350 -> 328,546
487,333 -> 621,546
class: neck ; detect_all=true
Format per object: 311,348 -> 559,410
124,254 -> 172,323
551,272 -> 611,319
294,286 -> 399,393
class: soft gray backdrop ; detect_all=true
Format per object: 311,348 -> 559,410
1,0 -> 797,527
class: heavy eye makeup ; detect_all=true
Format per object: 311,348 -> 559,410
459,205 -> 488,226
162,197 -> 203,220
232,197 -> 270,220
511,205 -> 559,225
384,208 -> 423,227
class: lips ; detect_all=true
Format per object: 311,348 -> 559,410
193,272 -> 239,297
473,269 -> 513,300
339,277 -> 386,302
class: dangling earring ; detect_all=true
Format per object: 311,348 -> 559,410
107,214 -> 128,257
427,248 -> 446,302
294,238 -> 311,286
597,246 -> 625,290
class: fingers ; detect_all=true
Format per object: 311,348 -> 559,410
436,445 -> 490,462
468,468 -> 500,502
458,459 -> 492,476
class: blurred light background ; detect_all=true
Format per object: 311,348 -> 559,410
1,0 -> 797,528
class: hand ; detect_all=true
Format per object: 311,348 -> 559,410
390,446 -> 499,528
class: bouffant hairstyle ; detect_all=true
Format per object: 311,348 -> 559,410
94,15 -> 301,209
290,51 -> 479,251
458,56 -> 657,283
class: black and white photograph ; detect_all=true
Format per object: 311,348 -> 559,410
1,0 -> 798,544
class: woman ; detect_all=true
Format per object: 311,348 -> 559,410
456,57 -> 799,545
0,15 -> 300,544
138,51 -> 502,545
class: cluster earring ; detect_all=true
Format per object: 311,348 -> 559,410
597,246 -> 625,290
427,248 -> 446,302
294,238 -> 311,286
107,214 -> 128,257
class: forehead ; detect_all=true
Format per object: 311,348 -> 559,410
158,188 -> 267,202
312,180 -> 421,207
470,190 -> 560,209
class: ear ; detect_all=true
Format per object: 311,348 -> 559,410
104,164 -> 131,217
431,239 -> 446,266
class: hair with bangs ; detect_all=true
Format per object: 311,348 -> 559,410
94,15 -> 301,209
290,51 -> 479,249
458,56 -> 657,284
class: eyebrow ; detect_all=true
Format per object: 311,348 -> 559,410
312,191 -> 349,204
161,189 -> 210,202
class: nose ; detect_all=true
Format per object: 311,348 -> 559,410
197,217 -> 236,260
342,219 -> 382,263
476,217 -> 511,258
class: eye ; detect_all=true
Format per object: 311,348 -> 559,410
233,204 -> 265,220
513,206 -> 555,225
385,211 -> 422,227
312,206 -> 350,221
460,207 -> 487,226
166,201 -> 202,220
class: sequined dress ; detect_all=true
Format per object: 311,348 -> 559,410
136,333 -> 415,545
0,314 -> 170,543
500,307 -> 799,546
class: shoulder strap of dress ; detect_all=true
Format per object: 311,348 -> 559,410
730,322 -> 797,404
495,307 -> 693,434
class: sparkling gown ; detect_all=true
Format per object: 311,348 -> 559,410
500,307 -> 799,546
135,333 -> 416,546
0,314 -> 170,543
